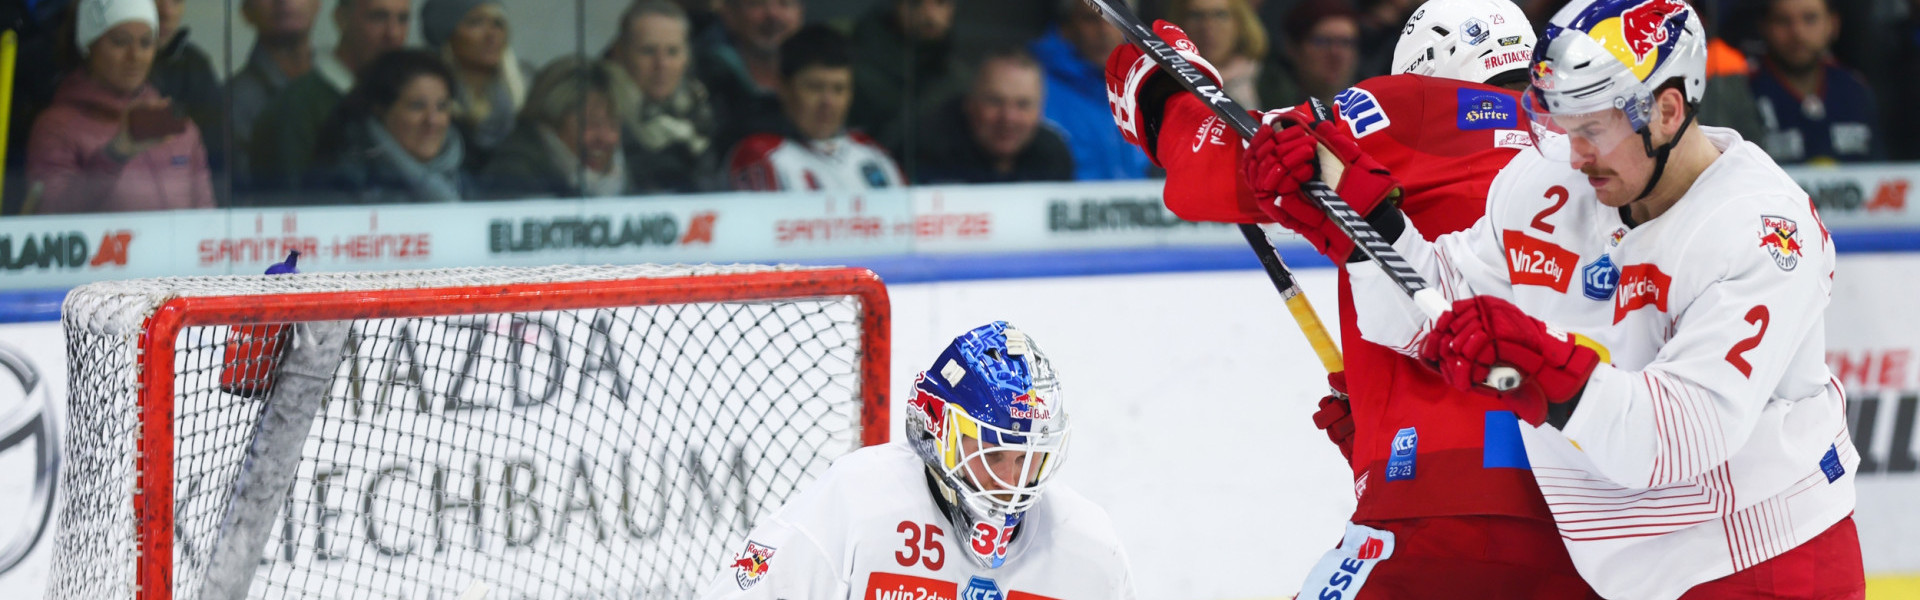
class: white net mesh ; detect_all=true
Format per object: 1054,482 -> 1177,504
51,264 -> 883,600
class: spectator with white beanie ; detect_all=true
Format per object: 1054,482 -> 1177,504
26,0 -> 213,213
421,0 -> 530,159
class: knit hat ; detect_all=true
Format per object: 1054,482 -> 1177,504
421,0 -> 501,49
75,0 -> 159,57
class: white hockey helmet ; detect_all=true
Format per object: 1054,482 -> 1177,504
1392,0 -> 1536,86
1524,0 -> 1706,156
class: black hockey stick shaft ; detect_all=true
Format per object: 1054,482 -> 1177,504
1084,0 -> 1520,390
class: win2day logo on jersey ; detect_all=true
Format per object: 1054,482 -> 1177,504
1458,90 -> 1519,130
1335,87 -> 1391,138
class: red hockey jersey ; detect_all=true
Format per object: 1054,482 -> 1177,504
1157,74 -> 1552,522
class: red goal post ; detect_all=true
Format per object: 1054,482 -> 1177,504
51,264 -> 891,600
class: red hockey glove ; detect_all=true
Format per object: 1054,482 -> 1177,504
1105,20 -> 1222,167
1242,106 -> 1401,262
1310,372 -> 1355,463
1420,296 -> 1600,427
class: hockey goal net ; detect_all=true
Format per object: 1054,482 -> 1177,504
50,264 -> 890,600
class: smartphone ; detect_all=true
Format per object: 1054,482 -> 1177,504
127,104 -> 189,141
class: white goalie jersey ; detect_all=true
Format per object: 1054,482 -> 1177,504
1348,127 -> 1857,600
696,442 -> 1137,600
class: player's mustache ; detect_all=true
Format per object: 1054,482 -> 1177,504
1580,167 -> 1616,178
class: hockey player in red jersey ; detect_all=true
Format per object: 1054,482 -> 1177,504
1106,1 -> 1601,597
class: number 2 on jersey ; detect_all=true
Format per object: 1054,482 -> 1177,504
1725,305 -> 1771,377
1532,186 -> 1569,234
895,521 -> 945,570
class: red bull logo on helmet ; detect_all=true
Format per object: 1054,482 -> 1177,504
910,375 -> 951,439
1585,0 -> 1690,80
1009,392 -> 1052,420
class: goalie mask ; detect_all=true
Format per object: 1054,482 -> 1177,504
905,321 -> 1069,569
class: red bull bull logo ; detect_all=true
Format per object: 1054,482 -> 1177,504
1619,0 -> 1687,63
1587,0 -> 1690,79
1008,392 -> 1051,420
910,376 -> 950,439
732,540 -> 777,590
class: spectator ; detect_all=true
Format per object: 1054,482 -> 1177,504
228,0 -> 321,173
148,0 -> 226,195
1167,0 -> 1282,108
725,25 -> 905,191
421,0 -> 530,157
1752,0 -> 1879,164
849,0 -> 967,146
479,59 -> 628,199
27,0 -> 213,213
1352,0 -> 1417,80
1032,0 -> 1147,180
604,0 -> 718,193
1881,0 -> 1920,159
1694,0 -> 1769,146
696,0 -> 803,152
310,49 -> 472,204
247,0 -> 411,198
909,49 -> 1074,184
1269,0 -> 1360,107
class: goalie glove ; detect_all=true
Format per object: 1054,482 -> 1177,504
1105,20 -> 1223,168
1420,296 -> 1600,428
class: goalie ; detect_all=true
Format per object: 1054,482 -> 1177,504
698,322 -> 1136,599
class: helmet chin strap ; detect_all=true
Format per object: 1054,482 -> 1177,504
1631,107 -> 1699,205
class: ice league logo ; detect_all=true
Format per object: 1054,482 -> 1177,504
1386,427 -> 1417,481
732,540 -> 776,590
1582,254 -> 1620,301
1759,215 -> 1803,271
962,576 -> 1004,600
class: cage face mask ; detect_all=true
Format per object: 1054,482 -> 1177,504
905,322 -> 1069,569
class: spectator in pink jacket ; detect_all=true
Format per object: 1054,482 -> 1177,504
27,0 -> 214,214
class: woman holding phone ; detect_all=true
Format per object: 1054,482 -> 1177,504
26,0 -> 215,214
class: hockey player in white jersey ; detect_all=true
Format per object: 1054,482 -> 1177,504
698,321 -> 1136,600
1247,0 -> 1862,598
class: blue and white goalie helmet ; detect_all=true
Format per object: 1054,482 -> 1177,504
905,321 -> 1070,569
1523,0 -> 1706,160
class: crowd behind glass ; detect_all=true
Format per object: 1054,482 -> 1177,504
0,0 -> 1908,214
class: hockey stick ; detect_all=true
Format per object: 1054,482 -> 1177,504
1084,0 -> 1521,391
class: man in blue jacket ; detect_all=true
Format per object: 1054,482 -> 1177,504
1031,0 -> 1149,180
